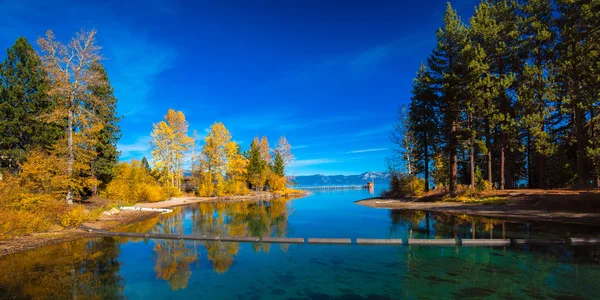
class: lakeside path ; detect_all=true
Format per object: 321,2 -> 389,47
355,189 -> 600,226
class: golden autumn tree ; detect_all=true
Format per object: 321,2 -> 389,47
198,122 -> 248,196
259,136 -> 271,163
150,109 -> 193,190
37,29 -> 107,204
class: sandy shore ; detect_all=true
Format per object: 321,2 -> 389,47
356,189 -> 600,226
135,191 -> 309,209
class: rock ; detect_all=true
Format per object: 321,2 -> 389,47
105,207 -> 120,215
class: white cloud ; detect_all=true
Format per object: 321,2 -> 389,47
117,136 -> 151,161
291,158 -> 340,167
345,148 -> 388,154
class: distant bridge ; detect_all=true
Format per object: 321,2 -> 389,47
294,182 -> 374,191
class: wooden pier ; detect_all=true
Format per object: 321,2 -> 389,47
295,182 -> 374,191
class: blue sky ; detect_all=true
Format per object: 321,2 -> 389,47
1,0 -> 478,175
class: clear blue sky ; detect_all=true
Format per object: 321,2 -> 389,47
1,0 -> 477,176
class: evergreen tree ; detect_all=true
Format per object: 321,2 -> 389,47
470,0 -> 524,189
272,152 -> 285,177
141,157 -> 151,174
247,138 -> 266,190
408,63 -> 438,191
427,2 -> 469,195
555,0 -> 600,186
517,0 -> 557,188
0,37 -> 61,173
88,62 -> 121,195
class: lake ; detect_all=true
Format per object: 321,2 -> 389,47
1,188 -> 600,299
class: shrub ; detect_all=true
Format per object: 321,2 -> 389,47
59,205 -> 101,228
474,168 -> 493,192
0,211 -> 52,239
385,173 -> 426,197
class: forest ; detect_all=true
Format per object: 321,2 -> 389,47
0,30 -> 295,237
390,0 -> 600,196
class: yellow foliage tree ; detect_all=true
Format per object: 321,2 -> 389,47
150,109 -> 193,189
198,122 -> 248,196
38,29 -> 107,204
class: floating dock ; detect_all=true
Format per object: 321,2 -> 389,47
80,226 -> 600,247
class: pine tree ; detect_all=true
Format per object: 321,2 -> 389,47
408,63 -> 439,191
87,62 -> 121,195
272,152 -> 285,177
247,138 -> 266,190
555,0 -> 600,186
0,37 -> 61,173
470,0 -> 523,189
141,157 -> 151,174
517,0 -> 557,188
427,2 -> 469,195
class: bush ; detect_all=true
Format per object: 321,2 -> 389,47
59,205 -> 101,228
474,168 -> 493,192
0,211 -> 52,239
385,174 -> 426,197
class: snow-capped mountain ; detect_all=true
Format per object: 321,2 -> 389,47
290,171 -> 390,186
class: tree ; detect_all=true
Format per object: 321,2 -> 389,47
555,0 -> 600,186
87,62 -> 121,195
272,152 -> 285,177
390,105 -> 416,175
470,0 -> 524,189
427,2 -> 469,195
38,29 -> 106,204
259,136 -> 271,164
408,63 -> 438,191
150,109 -> 193,189
141,157 -> 151,174
0,37 -> 61,174
199,122 -> 245,196
247,138 -> 267,190
517,0 -> 557,188
274,136 -> 294,166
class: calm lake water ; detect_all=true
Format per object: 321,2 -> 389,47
2,188 -> 600,299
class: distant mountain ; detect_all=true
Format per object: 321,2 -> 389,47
290,171 -> 390,186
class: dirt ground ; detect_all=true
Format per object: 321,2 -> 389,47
356,189 -> 600,226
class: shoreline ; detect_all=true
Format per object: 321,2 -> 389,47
0,190 -> 309,257
355,189 -> 600,226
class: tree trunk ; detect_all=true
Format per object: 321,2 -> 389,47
500,139 -> 505,190
485,114 -> 493,184
66,109 -> 74,205
449,119 -> 458,196
538,153 -> 546,189
424,135 -> 430,192
574,105 -> 587,186
470,145 -> 475,188
527,133 -> 533,188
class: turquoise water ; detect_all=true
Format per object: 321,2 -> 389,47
2,189 -> 600,299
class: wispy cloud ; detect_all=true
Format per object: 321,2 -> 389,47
107,32 -> 176,117
291,158 -> 341,167
118,136 -> 151,161
345,148 -> 388,154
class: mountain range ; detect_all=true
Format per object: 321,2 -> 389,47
290,171 -> 390,186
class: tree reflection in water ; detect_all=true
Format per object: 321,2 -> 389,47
191,199 -> 290,273
140,198 -> 291,284
0,238 -> 124,299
